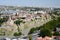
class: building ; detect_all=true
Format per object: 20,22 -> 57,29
36,36 -> 55,40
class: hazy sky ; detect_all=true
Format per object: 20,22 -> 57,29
0,0 -> 60,7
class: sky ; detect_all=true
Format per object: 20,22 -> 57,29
0,0 -> 60,8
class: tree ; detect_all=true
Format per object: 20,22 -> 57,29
0,18 -> 4,26
38,28 -> 52,38
1,16 -> 9,22
14,19 -> 23,36
57,17 -> 60,23
0,16 -> 9,26
14,20 -> 23,26
29,35 -> 32,40
53,31 -> 60,36
14,20 -> 23,32
0,18 -> 4,23
43,20 -> 57,31
53,27 -> 56,31
14,32 -> 22,37
28,28 -> 36,34
53,11 -> 57,15
14,32 -> 18,36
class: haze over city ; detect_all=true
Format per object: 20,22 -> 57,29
0,0 -> 60,8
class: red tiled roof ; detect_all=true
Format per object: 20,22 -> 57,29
36,36 -> 54,40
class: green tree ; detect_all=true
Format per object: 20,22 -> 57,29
3,16 -> 9,22
14,20 -> 23,32
14,32 -> 18,36
29,35 -> 32,40
0,16 -> 9,26
53,31 -> 60,36
38,28 -> 52,38
57,17 -> 60,23
0,18 -> 4,26
53,11 -> 57,15
14,32 -> 22,36
14,20 -> 23,26
43,20 -> 57,31
28,28 -> 36,34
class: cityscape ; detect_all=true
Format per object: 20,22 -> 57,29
0,0 -> 60,40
